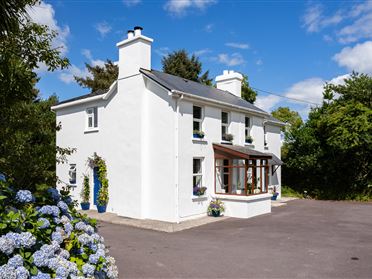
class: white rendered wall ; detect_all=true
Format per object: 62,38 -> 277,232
265,124 -> 282,198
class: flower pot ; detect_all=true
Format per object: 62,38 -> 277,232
193,133 -> 204,139
97,204 -> 107,213
271,195 -> 278,201
80,202 -> 90,210
212,211 -> 221,217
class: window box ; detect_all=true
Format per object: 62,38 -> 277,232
222,133 -> 234,142
245,135 -> 253,144
193,130 -> 205,139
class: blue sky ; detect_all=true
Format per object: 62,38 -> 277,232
31,0 -> 372,118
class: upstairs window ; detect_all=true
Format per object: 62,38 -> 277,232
264,125 -> 268,147
221,111 -> 229,140
87,107 -> 98,129
193,106 -> 203,132
245,116 -> 251,137
69,164 -> 76,185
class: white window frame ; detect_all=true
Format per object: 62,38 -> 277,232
86,107 -> 98,130
69,164 -> 77,185
221,111 -> 230,140
245,116 -> 251,138
193,105 -> 203,132
264,125 -> 268,146
193,157 -> 204,189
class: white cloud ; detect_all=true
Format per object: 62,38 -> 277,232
164,0 -> 217,16
225,42 -> 250,49
26,1 -> 70,55
123,0 -> 141,6
204,23 -> 214,32
217,53 -> 245,66
95,21 -> 112,38
337,13 -> 372,43
81,49 -> 105,67
155,47 -> 170,57
193,48 -> 211,56
256,59 -> 263,66
255,95 -> 281,112
59,65 -> 90,84
333,41 -> 372,73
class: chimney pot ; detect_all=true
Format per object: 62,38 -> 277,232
134,26 -> 143,36
127,30 -> 134,39
223,70 -> 229,75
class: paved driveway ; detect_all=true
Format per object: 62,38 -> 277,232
98,200 -> 372,278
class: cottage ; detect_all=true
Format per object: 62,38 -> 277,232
52,26 -> 284,222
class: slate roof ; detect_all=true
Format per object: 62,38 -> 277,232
140,69 -> 269,115
57,89 -> 107,105
213,144 -> 273,158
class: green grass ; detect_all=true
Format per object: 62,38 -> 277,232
281,185 -> 304,198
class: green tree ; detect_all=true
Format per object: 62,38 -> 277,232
271,107 -> 303,133
241,74 -> 257,103
162,49 -> 212,85
74,60 -> 118,92
284,73 -> 372,200
0,5 -> 71,190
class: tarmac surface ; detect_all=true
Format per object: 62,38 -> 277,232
98,199 -> 372,278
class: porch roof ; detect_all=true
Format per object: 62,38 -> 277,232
267,153 -> 284,166
213,144 -> 272,159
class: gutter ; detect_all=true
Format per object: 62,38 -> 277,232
263,119 -> 286,127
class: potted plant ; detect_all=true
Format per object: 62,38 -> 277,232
80,175 -> 90,210
245,135 -> 254,144
193,130 -> 205,139
193,186 -> 207,196
271,186 -> 279,200
207,199 -> 225,217
223,133 -> 234,142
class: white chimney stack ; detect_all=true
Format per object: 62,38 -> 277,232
116,26 -> 153,79
215,70 -> 243,98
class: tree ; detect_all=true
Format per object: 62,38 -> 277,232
162,49 -> 212,85
0,5 -> 71,191
271,107 -> 303,133
283,73 -> 372,200
74,60 -> 118,92
241,74 -> 257,103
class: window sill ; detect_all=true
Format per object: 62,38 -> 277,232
264,146 -> 269,150
244,143 -> 255,148
84,128 -> 99,134
192,195 -> 208,202
220,140 -> 233,145
192,137 -> 208,144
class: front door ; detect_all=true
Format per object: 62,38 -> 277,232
93,167 -> 101,205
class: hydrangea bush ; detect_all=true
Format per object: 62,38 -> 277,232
0,182 -> 118,279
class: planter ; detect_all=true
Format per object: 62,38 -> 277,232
212,211 -> 221,217
80,202 -> 90,210
193,133 -> 204,139
245,140 -> 253,144
271,195 -> 278,201
97,204 -> 107,213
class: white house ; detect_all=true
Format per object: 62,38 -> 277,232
52,26 -> 284,223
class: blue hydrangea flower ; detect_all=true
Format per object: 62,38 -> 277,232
89,243 -> 98,252
15,190 -> 34,203
38,205 -> 60,217
4,232 -> 20,248
89,253 -> 100,264
32,250 -> 49,267
84,225 -> 94,235
19,232 -> 36,248
31,271 -> 51,279
51,231 -> 63,244
64,222 -> 73,234
16,266 -> 29,279
0,235 -> 16,255
64,196 -> 73,205
96,248 -> 105,257
55,266 -> 68,278
57,201 -> 68,212
58,249 -> 70,259
74,221 -> 86,231
7,255 -> 23,268
82,263 -> 95,276
78,233 -> 92,246
0,264 -> 16,278
47,188 -> 61,201
60,215 -> 70,224
38,217 -> 50,229
53,217 -> 61,224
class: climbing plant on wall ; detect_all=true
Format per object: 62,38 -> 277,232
88,153 -> 109,206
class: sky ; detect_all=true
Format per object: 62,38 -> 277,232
30,0 -> 372,119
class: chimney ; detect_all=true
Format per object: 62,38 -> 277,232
116,26 -> 153,79
215,70 -> 243,98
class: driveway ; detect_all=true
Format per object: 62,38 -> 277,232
98,200 -> 372,278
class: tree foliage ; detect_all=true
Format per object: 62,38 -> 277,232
241,74 -> 257,103
271,107 -> 303,133
74,60 -> 118,92
162,49 -> 212,85
0,5 -> 71,191
283,73 -> 372,200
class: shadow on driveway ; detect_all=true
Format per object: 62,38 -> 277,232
98,200 -> 372,278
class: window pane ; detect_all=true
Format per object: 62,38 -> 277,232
69,164 -> 76,184
222,126 -> 227,136
93,107 -> 98,127
88,116 -> 93,127
221,112 -> 228,124
193,106 -> 202,119
193,175 -> 202,188
193,121 -> 200,131
193,159 -> 201,174
245,117 -> 250,128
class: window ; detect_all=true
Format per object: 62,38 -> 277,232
245,116 -> 251,138
264,125 -> 268,146
69,164 -> 76,185
221,111 -> 229,140
193,105 -> 203,132
87,107 -> 98,129
193,158 -> 203,189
